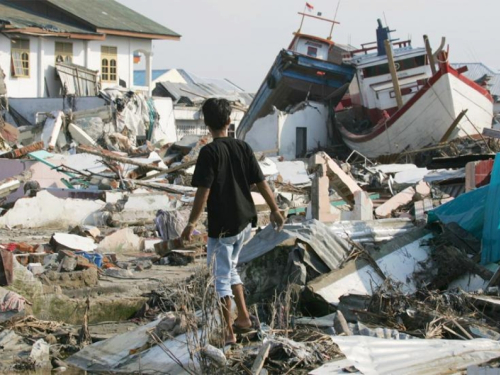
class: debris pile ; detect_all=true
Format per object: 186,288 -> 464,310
1,75 -> 500,374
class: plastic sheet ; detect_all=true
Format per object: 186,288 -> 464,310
482,153 -> 500,264
428,185 -> 489,239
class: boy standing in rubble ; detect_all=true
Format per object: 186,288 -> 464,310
181,98 -> 284,345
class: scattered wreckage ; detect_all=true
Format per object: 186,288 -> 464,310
1,17 -> 500,375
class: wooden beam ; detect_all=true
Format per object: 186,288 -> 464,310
251,342 -> 271,375
384,39 -> 403,109
96,28 -> 181,41
297,12 -> 340,24
424,35 -> 437,75
440,109 -> 467,142
2,27 -> 105,40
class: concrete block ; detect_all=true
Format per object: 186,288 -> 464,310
375,187 -> 415,219
341,190 -> 374,221
68,123 -> 97,147
414,181 -> 431,199
309,152 -> 364,223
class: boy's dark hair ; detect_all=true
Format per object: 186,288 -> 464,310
202,98 -> 231,130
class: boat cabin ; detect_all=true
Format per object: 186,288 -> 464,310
342,20 -> 431,123
288,34 -> 333,61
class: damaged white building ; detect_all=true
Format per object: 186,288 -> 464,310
0,0 -> 180,97
245,101 -> 331,159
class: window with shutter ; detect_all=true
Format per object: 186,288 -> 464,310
11,39 -> 30,78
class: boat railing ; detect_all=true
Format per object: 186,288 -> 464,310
342,39 -> 412,61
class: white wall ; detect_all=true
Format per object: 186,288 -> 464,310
42,37 -> 86,97
86,36 -> 152,90
0,34 -> 38,98
245,108 -> 281,153
0,34 -> 152,98
279,102 -> 329,160
244,102 -> 330,160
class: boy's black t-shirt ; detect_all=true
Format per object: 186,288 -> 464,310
191,137 -> 265,238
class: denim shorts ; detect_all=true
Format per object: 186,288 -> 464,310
207,224 -> 252,298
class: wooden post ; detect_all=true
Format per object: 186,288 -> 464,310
439,109 -> 467,142
424,35 -> 437,75
384,39 -> 403,109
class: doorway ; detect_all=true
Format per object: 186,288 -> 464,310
296,127 -> 307,158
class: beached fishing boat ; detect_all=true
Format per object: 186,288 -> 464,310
236,11 -> 355,139
336,20 -> 494,158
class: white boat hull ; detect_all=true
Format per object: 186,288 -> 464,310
340,67 -> 494,158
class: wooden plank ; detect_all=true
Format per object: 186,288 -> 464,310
251,342 -> 271,375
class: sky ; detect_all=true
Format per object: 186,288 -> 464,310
119,0 -> 500,92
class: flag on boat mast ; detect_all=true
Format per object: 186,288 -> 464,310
305,2 -> 314,12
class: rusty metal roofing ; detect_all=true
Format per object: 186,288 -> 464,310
46,0 -> 180,38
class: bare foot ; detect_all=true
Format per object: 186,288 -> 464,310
225,331 -> 236,345
233,316 -> 251,330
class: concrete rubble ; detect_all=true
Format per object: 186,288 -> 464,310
1,49 -> 500,375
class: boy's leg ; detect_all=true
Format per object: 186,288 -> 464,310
231,284 -> 251,329
230,225 -> 252,329
207,236 -> 238,344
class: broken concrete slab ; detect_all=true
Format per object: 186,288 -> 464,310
375,187 -> 415,219
97,228 -> 144,255
106,191 -> 170,212
271,158 -> 310,185
0,190 -> 104,229
41,111 -> 63,150
51,233 -> 97,252
307,229 -> 432,305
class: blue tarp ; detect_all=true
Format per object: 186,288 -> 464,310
427,185 -> 489,239
482,153 -> 500,263
428,152 -> 500,264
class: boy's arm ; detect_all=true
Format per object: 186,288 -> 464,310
181,187 -> 210,242
256,181 -> 284,231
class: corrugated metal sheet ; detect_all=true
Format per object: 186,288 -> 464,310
238,220 -> 350,272
329,336 -> 500,375
47,0 -> 180,37
157,79 -> 253,106
452,63 -> 500,99
67,318 -> 198,374
55,63 -> 99,96
0,0 -> 96,34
